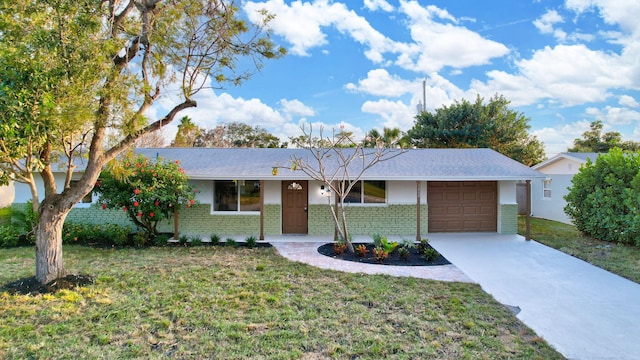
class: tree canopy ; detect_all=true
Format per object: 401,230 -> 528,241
363,127 -> 408,148
172,117 -> 201,148
408,94 -> 545,166
195,122 -> 281,148
568,120 -> 640,152
0,0 -> 284,283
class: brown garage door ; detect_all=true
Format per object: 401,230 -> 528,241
428,181 -> 497,232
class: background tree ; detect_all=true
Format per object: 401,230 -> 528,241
408,94 -> 545,165
195,121 -> 280,148
94,154 -> 197,241
0,0 -> 284,284
172,116 -> 201,147
564,148 -> 640,245
568,120 -> 640,152
363,127 -> 408,148
135,128 -> 167,148
277,126 -> 404,253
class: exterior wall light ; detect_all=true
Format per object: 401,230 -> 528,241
320,185 -> 331,197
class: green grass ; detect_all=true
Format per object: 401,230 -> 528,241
519,216 -> 640,284
0,245 -> 562,359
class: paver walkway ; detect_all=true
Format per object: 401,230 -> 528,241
271,234 -> 640,360
271,241 -> 473,283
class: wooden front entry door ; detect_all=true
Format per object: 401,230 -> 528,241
282,180 -> 308,234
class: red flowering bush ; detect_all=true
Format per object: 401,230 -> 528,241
93,154 -> 198,241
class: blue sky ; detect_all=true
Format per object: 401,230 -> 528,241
155,0 -> 640,157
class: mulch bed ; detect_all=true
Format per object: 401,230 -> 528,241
2,274 -> 95,295
317,243 -> 451,266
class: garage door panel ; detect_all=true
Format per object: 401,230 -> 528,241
446,192 -> 461,201
428,181 -> 497,232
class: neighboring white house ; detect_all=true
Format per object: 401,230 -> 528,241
530,152 -> 599,224
0,182 -> 15,208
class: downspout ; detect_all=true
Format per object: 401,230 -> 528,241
526,180 -> 531,240
333,181 -> 338,242
259,180 -> 265,240
416,181 -> 421,241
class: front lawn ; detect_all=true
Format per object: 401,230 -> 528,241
0,245 -> 563,359
518,216 -> 640,284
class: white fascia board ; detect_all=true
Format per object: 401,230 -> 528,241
186,175 -> 547,181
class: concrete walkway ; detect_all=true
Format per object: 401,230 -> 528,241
271,234 -> 640,360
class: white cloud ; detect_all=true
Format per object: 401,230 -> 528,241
532,120 -> 592,156
533,9 -> 567,41
565,0 -> 640,35
361,99 -> 416,130
245,1 -> 510,72
243,0 -> 395,62
619,95 -> 639,108
396,1 -> 510,73
534,10 -> 564,34
345,69 -> 414,97
469,44 -> 634,107
585,105 -> 640,125
156,86 -> 287,143
280,99 -> 316,117
363,0 -> 394,12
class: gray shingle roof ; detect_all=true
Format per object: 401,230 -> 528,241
563,152 -> 600,162
135,148 -> 544,181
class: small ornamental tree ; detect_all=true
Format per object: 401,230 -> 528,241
94,155 -> 198,240
277,126 -> 405,254
564,148 -> 640,245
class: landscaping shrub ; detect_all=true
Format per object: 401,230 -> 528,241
245,235 -> 257,248
210,234 -> 221,245
62,222 -> 131,246
93,154 -> 198,240
564,148 -> 640,245
0,225 -> 22,247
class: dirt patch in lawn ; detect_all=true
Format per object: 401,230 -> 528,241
317,243 -> 451,266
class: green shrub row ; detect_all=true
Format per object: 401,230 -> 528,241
62,222 -> 133,246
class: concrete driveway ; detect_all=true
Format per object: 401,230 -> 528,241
429,233 -> 640,360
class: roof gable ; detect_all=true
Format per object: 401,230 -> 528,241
533,152 -> 600,173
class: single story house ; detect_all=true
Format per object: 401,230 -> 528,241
11,148 -> 545,239
529,152 -> 599,224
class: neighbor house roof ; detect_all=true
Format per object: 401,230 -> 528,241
532,152 -> 600,170
135,148 -> 545,181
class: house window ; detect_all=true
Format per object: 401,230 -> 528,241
70,181 -> 93,204
345,180 -> 386,204
543,179 -> 552,198
214,180 -> 260,212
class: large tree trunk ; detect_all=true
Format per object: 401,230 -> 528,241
35,199 -> 69,284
